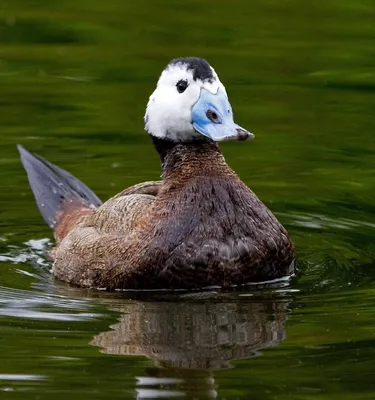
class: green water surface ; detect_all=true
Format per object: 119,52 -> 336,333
1,0 -> 375,398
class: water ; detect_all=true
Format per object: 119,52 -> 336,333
1,0 -> 375,398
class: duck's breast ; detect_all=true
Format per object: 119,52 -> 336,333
136,176 -> 294,287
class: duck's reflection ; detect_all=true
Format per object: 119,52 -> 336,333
91,296 -> 290,399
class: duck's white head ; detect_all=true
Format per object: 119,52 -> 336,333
145,57 -> 254,143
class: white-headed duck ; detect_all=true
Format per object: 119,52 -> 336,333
18,57 -> 295,290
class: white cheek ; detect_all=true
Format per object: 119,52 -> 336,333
145,85 -> 201,140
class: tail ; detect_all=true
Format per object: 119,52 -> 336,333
18,145 -> 102,231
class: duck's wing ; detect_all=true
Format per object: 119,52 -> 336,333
114,181 -> 162,198
83,192 -> 155,236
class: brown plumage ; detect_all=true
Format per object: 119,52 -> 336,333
19,139 -> 294,290
18,57 -> 295,290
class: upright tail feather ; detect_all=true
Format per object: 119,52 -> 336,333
18,145 -> 102,229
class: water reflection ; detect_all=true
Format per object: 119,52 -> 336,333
92,297 -> 289,399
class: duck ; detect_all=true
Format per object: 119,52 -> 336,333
18,57 -> 295,290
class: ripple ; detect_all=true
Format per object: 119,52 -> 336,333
0,238 -> 51,268
0,286 -> 102,321
0,374 -> 45,381
135,388 -> 187,399
280,212 -> 375,231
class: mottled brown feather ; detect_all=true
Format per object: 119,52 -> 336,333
54,201 -> 93,244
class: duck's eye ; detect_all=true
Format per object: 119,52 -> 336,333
206,110 -> 219,123
176,79 -> 188,93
